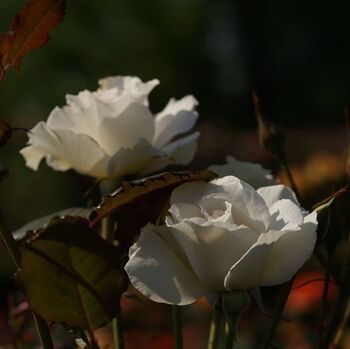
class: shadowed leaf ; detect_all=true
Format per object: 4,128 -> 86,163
16,217 -> 126,331
89,170 -> 216,249
0,208 -> 91,281
0,0 -> 66,81
13,207 -> 91,241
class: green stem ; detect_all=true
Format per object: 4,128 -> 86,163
207,310 -> 223,349
224,321 -> 234,349
334,299 -> 350,348
0,208 -> 54,349
112,311 -> 124,349
261,277 -> 294,349
101,215 -> 123,349
172,305 -> 183,349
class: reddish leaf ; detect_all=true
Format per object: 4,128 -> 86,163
89,170 -> 216,249
0,0 -> 66,81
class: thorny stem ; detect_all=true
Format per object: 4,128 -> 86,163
207,309 -> 223,349
0,208 -> 54,349
172,305 -> 183,349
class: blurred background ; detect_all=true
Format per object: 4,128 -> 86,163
0,0 -> 349,226
0,0 -> 349,347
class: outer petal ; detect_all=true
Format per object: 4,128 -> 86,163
47,90 -> 113,141
20,122 -> 108,177
153,95 -> 199,148
209,156 -> 276,189
107,139 -> 164,179
20,146 -> 52,171
224,211 -> 317,290
97,76 -> 159,106
98,102 -> 155,155
139,132 -> 199,175
268,199 -> 304,231
125,224 -> 207,305
259,211 -> 318,286
224,233 -> 274,290
162,132 -> 199,164
164,221 -> 259,291
257,184 -> 299,208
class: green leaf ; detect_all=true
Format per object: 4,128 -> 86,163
16,217 -> 126,331
89,170 -> 216,249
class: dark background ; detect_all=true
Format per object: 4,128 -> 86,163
0,0 -> 349,228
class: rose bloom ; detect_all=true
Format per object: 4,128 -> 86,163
209,155 -> 276,189
20,76 -> 199,179
125,176 -> 317,305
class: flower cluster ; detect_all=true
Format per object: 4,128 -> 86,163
21,75 -> 318,309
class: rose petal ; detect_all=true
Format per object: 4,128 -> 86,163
20,145 -> 53,171
164,221 -> 259,291
260,211 -> 318,286
20,122 -> 108,177
170,181 -> 217,207
107,139 -> 163,179
98,76 -> 159,106
212,176 -> 271,233
98,101 -> 155,155
199,197 -> 234,224
139,132 -> 199,175
153,95 -> 199,148
125,224 -> 207,305
257,184 -> 299,208
224,233 -> 274,290
209,156 -> 276,189
168,203 -> 203,223
268,199 -> 304,231
47,91 -> 117,141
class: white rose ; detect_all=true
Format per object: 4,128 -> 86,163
20,76 -> 199,179
209,155 -> 276,189
125,176 -> 317,305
